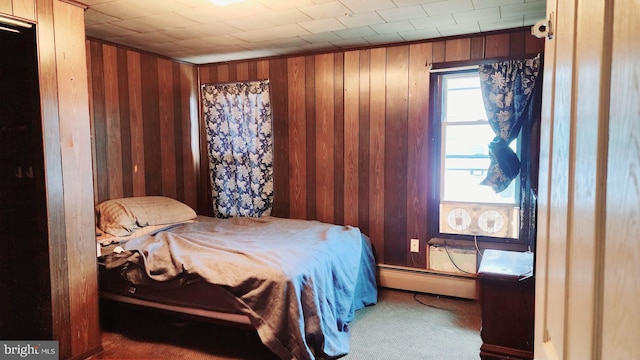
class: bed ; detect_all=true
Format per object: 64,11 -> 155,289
95,196 -> 378,360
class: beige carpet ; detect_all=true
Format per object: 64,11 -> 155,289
89,288 -> 481,360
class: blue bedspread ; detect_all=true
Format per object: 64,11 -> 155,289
121,216 -> 377,360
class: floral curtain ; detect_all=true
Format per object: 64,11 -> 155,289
201,80 -> 273,218
478,54 -> 541,193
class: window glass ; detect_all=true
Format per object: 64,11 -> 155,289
441,73 -> 517,205
444,76 -> 487,122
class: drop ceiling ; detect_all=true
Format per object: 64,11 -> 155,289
83,0 -> 547,64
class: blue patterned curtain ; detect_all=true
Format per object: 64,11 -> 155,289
201,80 -> 273,218
478,54 -> 541,193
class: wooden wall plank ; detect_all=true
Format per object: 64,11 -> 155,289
269,58 -> 289,218
470,36 -> 485,60
158,58 -> 177,198
12,0 -> 35,21
89,41 -> 108,202
358,49 -> 371,237
257,60 -> 269,79
140,53 -> 162,195
126,50 -> 146,197
485,33 -> 510,58
333,53 -> 344,225
0,1 -> 12,14
509,30 -> 526,57
199,66 -> 210,85
369,47 -> 386,263
236,62 -> 249,81
117,48 -> 133,198
228,63 -> 237,82
305,56 -> 316,220
179,63 -> 199,211
288,56 -> 307,219
218,64 -> 229,83
315,53 -> 335,224
36,0 -> 71,353
432,41 -> 446,63
407,42 -> 432,268
198,74 -> 211,215
172,62 -> 184,202
445,38 -> 471,62
52,0 -> 100,355
525,34 -> 545,55
343,50 -> 360,226
86,39 -> 98,204
384,45 -> 409,266
102,44 -> 123,199
248,61 -> 257,79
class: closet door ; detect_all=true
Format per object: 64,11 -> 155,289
0,23 -> 51,338
535,0 -> 639,358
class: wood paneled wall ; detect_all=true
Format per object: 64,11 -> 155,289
88,28 -> 543,269
86,40 -> 201,212
198,28 -> 543,268
0,1 -> 102,358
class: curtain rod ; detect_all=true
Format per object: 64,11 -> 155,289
428,53 -> 542,73
428,64 -> 478,73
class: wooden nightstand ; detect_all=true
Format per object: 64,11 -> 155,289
478,249 -> 535,360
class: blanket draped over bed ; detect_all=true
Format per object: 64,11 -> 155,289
114,216 -> 377,360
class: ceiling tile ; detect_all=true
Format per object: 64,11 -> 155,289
500,0 -> 546,18
85,22 -> 137,38
259,8 -> 313,25
333,25 -> 379,39
299,31 -> 345,43
472,0 -> 524,8
88,0 -> 155,19
298,1 -> 349,19
453,7 -> 501,23
363,32 -> 404,45
269,24 -> 312,38
160,23 -> 239,40
331,37 -> 371,47
370,20 -> 416,34
437,21 -> 480,36
479,15 -> 524,31
299,17 -> 348,33
423,0 -> 474,16
111,14 -> 199,33
340,0 -> 396,14
258,0 -> 315,11
410,13 -> 456,29
338,11 -> 386,28
84,10 -> 120,26
376,5 -> 428,22
399,27 -> 441,41
232,29 -> 282,42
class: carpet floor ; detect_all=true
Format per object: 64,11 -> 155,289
89,288 -> 481,359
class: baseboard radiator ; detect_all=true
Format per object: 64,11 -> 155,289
377,264 -> 477,300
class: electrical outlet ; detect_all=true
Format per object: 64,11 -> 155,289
410,238 -> 419,253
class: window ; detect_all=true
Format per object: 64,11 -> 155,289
441,73 -> 518,205
432,70 -> 521,240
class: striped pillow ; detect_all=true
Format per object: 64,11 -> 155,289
95,196 -> 196,236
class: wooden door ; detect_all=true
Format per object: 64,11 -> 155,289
535,0 -> 640,358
